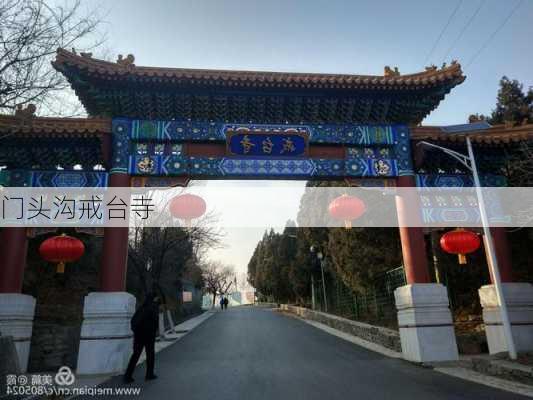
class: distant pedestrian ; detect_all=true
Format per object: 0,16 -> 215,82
224,297 -> 229,309
124,293 -> 160,383
219,296 -> 225,310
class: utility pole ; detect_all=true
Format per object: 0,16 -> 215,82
311,275 -> 316,310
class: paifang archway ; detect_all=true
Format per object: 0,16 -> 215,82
0,49 -> 528,373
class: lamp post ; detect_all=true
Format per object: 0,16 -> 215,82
417,137 -> 517,360
310,245 -> 328,313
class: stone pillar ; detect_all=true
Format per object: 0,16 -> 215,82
479,283 -> 533,354
394,175 -> 458,362
76,292 -> 136,375
0,294 -> 36,372
0,227 -> 28,293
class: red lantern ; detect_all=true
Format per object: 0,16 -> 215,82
169,194 -> 207,226
440,228 -> 481,264
328,194 -> 366,228
39,234 -> 85,273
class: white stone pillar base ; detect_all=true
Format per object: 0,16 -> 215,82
0,294 -> 36,372
394,284 -> 459,362
479,283 -> 533,354
76,292 -> 136,375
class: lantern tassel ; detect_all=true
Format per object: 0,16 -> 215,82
56,261 -> 66,274
458,254 -> 467,265
344,220 -> 352,229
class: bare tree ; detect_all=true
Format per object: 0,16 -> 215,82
201,261 -> 236,308
0,0 -> 105,115
127,189 -> 223,307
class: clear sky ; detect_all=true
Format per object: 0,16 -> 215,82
99,0 -> 533,275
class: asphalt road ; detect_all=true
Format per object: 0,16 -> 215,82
83,307 -> 527,400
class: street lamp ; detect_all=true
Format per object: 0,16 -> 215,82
417,137 -> 517,360
310,245 -> 328,313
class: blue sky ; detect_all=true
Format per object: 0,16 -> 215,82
103,0 -> 533,125
99,0 -> 532,274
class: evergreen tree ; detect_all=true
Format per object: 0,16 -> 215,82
489,76 -> 532,125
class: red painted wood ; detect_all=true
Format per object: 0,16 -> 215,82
488,227 -> 513,283
99,173 -> 130,292
186,143 -> 226,157
308,146 -> 345,159
396,175 -> 431,284
0,227 -> 28,293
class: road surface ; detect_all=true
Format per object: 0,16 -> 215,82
82,306 -> 527,399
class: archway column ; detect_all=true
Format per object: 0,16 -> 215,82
394,175 -> 459,362
0,228 -> 36,372
77,120 -> 136,375
0,227 -> 28,293
479,227 -> 533,354
77,172 -> 135,375
99,172 -> 130,292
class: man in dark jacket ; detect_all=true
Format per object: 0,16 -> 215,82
124,293 -> 160,383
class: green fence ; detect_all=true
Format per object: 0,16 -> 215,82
313,266 -> 406,329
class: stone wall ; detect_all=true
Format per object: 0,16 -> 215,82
28,322 -> 81,372
280,304 -> 401,352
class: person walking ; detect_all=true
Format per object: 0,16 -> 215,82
219,296 -> 225,310
223,297 -> 229,310
124,293 -> 160,383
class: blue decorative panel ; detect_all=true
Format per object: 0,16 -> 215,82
313,159 -> 345,177
394,125 -> 413,176
125,118 -> 407,146
417,174 -> 508,224
0,170 -> 32,187
160,155 -> 188,175
309,124 -> 396,145
416,174 -> 507,188
189,157 -> 222,176
111,119 -> 131,174
117,117 -> 414,179
421,208 -> 481,224
31,171 -> 108,187
219,158 -> 316,177
131,120 -> 223,141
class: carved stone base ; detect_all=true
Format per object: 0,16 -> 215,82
0,294 -> 36,372
395,284 -> 458,362
479,283 -> 533,354
76,292 -> 136,375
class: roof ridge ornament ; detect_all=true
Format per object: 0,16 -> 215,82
14,104 -> 36,125
117,54 -> 135,68
383,66 -> 400,77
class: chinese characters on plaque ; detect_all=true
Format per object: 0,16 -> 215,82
228,131 -> 307,157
